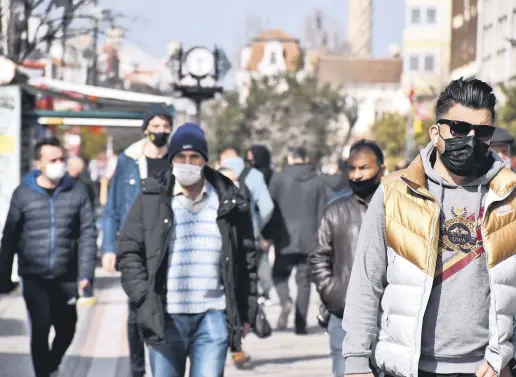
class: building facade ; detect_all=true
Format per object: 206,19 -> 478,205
476,0 -> 516,86
236,29 -> 315,103
317,54 -> 407,151
402,0 -> 452,96
450,0 -> 478,80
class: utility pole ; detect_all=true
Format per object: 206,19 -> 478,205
0,0 -> 10,56
405,86 -> 416,164
91,0 -> 99,86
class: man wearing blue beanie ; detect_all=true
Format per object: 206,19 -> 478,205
118,122 -> 258,377
101,102 -> 172,377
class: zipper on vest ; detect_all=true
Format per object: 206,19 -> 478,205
479,187 -> 515,374
404,184 -> 441,377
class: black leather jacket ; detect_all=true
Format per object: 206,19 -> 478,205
308,191 -> 368,318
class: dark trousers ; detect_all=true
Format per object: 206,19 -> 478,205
273,253 -> 311,330
22,277 -> 78,377
128,304 -> 146,374
257,248 -> 273,297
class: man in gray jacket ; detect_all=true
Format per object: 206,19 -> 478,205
343,79 -> 516,377
309,140 -> 384,377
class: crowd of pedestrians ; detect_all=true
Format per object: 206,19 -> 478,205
2,77 -> 516,377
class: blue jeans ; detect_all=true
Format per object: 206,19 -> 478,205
328,314 -> 346,377
148,310 -> 228,377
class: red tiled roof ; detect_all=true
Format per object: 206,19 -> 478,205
317,55 -> 403,85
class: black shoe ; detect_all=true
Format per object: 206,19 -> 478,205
276,299 -> 293,330
132,372 -> 145,377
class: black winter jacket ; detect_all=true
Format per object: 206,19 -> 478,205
269,164 -> 328,255
117,166 -> 258,351
308,191 -> 368,318
0,171 -> 97,282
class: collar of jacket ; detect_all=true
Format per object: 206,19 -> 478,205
382,155 -> 516,200
23,170 -> 75,196
124,138 -> 149,179
141,165 -> 249,217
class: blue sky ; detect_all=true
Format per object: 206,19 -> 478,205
103,0 -> 405,87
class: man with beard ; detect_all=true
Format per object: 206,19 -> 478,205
118,123 -> 257,377
343,78 -> 516,377
309,140 -> 384,377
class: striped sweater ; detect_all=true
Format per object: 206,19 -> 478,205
166,182 -> 226,314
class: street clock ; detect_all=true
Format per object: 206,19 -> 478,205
183,47 -> 215,78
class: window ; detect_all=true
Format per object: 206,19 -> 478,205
427,7 -> 437,24
409,55 -> 419,71
410,8 -> 421,24
270,52 -> 277,65
424,55 -> 435,72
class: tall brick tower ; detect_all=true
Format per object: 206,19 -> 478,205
348,0 -> 373,57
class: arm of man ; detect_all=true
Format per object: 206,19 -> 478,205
316,178 -> 329,224
236,208 -> 258,328
117,196 -> 148,307
77,185 -> 98,283
0,188 -> 23,292
248,170 -> 274,230
308,204 -> 340,312
343,187 -> 387,375
100,158 -> 123,254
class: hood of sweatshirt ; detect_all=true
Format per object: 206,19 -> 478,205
282,164 -> 317,181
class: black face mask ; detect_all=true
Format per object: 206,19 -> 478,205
439,135 -> 489,177
149,132 -> 170,147
349,173 -> 380,200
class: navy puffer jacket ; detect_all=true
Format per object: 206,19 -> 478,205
0,171 -> 97,282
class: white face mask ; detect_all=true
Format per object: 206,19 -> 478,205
45,162 -> 67,182
173,163 -> 203,186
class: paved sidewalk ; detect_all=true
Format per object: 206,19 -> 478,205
0,268 -> 333,377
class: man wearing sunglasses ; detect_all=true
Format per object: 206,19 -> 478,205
342,78 -> 516,377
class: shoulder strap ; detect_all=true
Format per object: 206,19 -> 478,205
239,166 -> 252,181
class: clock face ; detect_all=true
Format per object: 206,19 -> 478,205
184,48 -> 215,78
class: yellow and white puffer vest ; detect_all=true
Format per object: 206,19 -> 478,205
376,156 -> 516,377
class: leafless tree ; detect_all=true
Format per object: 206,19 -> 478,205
304,8 -> 348,54
5,0 -> 127,63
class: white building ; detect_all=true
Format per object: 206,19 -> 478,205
402,0 -> 452,96
476,0 -> 516,86
449,0 -> 479,80
236,29 -> 316,103
317,54 -> 407,144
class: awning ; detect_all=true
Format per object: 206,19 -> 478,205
25,110 -> 146,128
24,77 -> 195,114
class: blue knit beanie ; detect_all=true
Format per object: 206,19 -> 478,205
168,123 -> 208,161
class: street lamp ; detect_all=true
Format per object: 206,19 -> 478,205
168,43 -> 231,124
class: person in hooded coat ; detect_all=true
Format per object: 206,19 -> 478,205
268,147 -> 328,334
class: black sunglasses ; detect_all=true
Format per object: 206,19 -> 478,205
437,119 -> 496,142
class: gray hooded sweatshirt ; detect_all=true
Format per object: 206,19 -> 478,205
342,143 -> 505,374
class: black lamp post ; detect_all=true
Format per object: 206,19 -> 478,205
168,43 -> 231,124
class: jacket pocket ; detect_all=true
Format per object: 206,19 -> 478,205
136,291 -> 164,342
